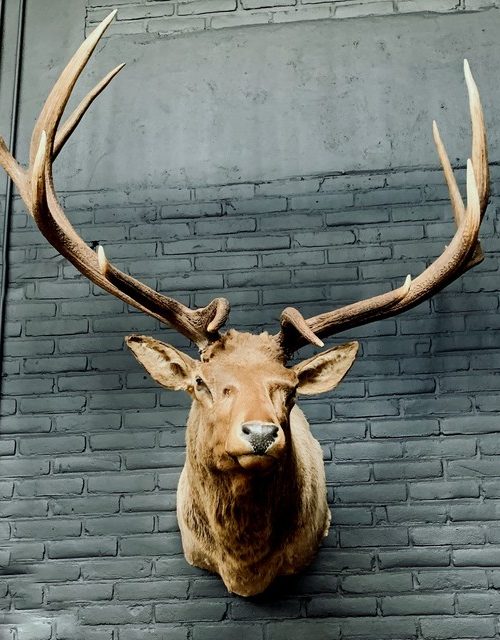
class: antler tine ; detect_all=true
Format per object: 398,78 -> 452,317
29,10 -> 118,165
277,62 -> 489,355
54,63 -> 126,160
0,11 -> 230,350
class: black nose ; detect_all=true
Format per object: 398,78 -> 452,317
240,422 -> 279,455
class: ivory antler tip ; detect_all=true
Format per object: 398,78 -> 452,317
403,274 -> 411,295
96,245 -> 108,273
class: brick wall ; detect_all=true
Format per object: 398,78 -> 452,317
2,166 -> 500,639
1,1 -> 500,639
86,0 -> 500,37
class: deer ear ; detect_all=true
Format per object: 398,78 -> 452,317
293,341 -> 359,396
125,335 -> 196,391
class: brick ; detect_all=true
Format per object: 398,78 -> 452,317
115,579 -> 188,600
125,451 -> 185,470
178,0 -> 237,14
84,515 -> 154,536
156,601 -> 227,622
411,525 -> 484,546
410,480 -> 479,500
16,622 -> 52,640
454,547 -> 500,566
399,0 -> 465,11
451,502 -> 500,522
47,583 -> 113,603
147,17 -> 206,35
79,605 -> 153,625
405,437 -> 476,459
119,629 -> 187,640
88,474 -> 155,494
58,373 -> 121,391
19,435 -> 85,455
23,355 -> 87,373
54,413 -> 121,432
231,600 -> 300,620
192,625 -> 262,640
12,519 -> 81,539
211,12 -> 272,28
120,533 -> 182,556
340,526 -> 408,547
19,395 -> 86,414
0,498 -> 47,518
307,596 -> 376,617
267,621 -> 340,640
16,477 -> 84,497
340,617 -> 417,638
50,496 -> 120,516
415,570 -> 488,590
374,461 -> 442,480
273,5 -> 331,21
381,593 -> 454,615
0,459 -> 49,477
81,558 -> 151,580
342,572 -> 412,594
419,617 -> 495,639
26,318 -> 87,336
89,432 -> 155,450
449,458 -> 500,478
371,418 -> 438,438
54,455 -> 121,473
386,504 -> 447,524
442,415 -> 500,434
335,441 -> 402,461
334,483 -> 406,504
47,538 -> 117,559
3,376 -> 55,396
335,399 -> 398,418
378,548 -> 450,569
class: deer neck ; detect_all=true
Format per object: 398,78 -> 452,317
184,411 -> 303,556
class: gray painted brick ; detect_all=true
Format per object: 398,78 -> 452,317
12,519 -> 81,539
47,583 -> 113,603
378,548 -> 450,569
156,602 -> 226,623
115,579 -> 188,600
340,526 -> 409,547
88,474 -> 155,494
54,455 -> 121,473
79,605 -> 153,625
19,435 -> 85,455
120,533 -> 182,556
419,617 -> 495,639
410,525 -> 485,546
16,477 -> 84,497
84,515 -> 154,536
47,538 -> 118,559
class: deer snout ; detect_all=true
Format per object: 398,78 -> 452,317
240,422 -> 279,455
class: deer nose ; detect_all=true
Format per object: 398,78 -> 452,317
240,422 -> 279,455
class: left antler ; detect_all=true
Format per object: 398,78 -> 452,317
276,60 -> 490,355
0,11 -> 230,350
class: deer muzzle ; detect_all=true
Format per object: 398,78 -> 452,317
240,422 -> 279,455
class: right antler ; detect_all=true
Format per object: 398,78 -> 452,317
276,60 -> 490,355
0,11 -> 229,350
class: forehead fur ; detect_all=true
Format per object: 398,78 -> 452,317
201,329 -> 285,364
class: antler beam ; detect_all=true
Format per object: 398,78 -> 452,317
0,11 -> 229,349
276,60 -> 490,356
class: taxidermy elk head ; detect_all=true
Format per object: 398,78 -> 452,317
0,12 -> 490,596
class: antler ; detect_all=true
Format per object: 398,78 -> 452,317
0,11 -> 229,350
276,60 -> 490,356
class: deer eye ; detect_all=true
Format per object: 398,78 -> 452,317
223,387 -> 232,397
195,376 -> 205,388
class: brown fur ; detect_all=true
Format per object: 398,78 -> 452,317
126,330 -> 358,596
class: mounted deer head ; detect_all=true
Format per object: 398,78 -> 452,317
0,12 -> 490,596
